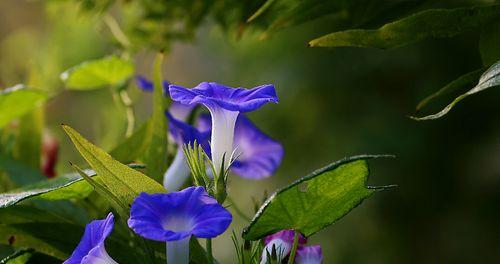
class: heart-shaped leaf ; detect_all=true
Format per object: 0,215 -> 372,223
0,85 -> 46,129
60,55 -> 134,90
242,155 -> 394,240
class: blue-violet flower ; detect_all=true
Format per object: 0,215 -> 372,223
64,213 -> 117,264
163,112 -> 210,190
128,186 -> 232,264
169,82 -> 278,174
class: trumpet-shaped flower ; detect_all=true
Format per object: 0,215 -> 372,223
197,113 -> 283,179
169,82 -> 278,174
260,230 -> 307,264
128,186 -> 232,264
295,245 -> 323,264
163,112 -> 210,190
64,213 -> 117,264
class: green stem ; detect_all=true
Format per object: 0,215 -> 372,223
287,231 -> 299,264
206,238 -> 214,264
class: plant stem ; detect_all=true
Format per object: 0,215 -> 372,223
119,90 -> 135,138
287,231 -> 299,264
206,238 -> 214,264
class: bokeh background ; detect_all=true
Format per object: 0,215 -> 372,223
0,0 -> 499,263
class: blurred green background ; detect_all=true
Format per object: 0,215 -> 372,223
0,0 -> 499,263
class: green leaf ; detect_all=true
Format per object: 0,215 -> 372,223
70,163 -> 128,219
242,155 -> 394,240
60,55 -> 134,90
0,171 -> 94,209
143,53 -> 169,183
479,20 -> 500,66
189,237 -> 212,264
0,85 -> 46,129
14,109 -> 44,170
109,119 -> 151,163
247,0 -> 276,23
62,125 -> 166,208
309,5 -> 500,49
412,60 -> 500,120
415,68 -> 485,112
0,155 -> 46,186
0,205 -> 88,261
0,164 -> 145,209
0,249 -> 33,264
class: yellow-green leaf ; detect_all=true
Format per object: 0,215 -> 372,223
60,55 -> 134,90
0,85 -> 46,129
62,125 -> 166,207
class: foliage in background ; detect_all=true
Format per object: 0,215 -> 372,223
0,0 -> 499,263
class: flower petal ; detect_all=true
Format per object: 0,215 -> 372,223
169,82 -> 278,113
64,213 -> 115,264
231,115 -> 284,179
295,245 -> 323,264
128,187 -> 232,242
135,75 -> 169,94
166,111 -> 210,152
195,114 -> 284,179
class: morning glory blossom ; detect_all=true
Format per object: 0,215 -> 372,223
169,82 -> 278,175
197,113 -> 284,179
64,213 -> 117,264
135,75 -> 169,94
163,112 -> 210,190
128,186 -> 232,264
295,245 -> 323,264
260,230 -> 307,264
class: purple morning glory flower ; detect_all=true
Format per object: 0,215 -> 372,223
197,113 -> 284,179
260,230 -> 307,264
135,75 -> 169,94
128,186 -> 232,264
295,245 -> 323,264
169,82 -> 278,175
64,213 -> 117,264
163,112 -> 210,191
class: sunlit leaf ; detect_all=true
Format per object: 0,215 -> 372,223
242,155 -> 394,240
143,53 -> 169,183
309,5 -> 500,49
71,164 -> 128,218
60,55 -> 134,90
412,60 -> 500,120
0,85 -> 46,129
0,164 -> 144,209
62,125 -> 166,207
0,171 -> 94,209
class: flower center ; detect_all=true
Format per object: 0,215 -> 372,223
162,215 -> 194,233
